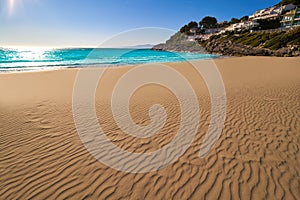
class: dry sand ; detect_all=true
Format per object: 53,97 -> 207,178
0,57 -> 300,199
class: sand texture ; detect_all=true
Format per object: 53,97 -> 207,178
0,57 -> 300,199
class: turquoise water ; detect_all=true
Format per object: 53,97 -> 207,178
0,48 -> 217,72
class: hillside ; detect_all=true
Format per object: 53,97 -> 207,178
277,0 -> 300,6
152,27 -> 300,57
153,0 -> 300,57
201,27 -> 300,56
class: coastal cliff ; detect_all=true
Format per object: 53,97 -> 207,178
152,28 -> 300,57
203,39 -> 300,57
202,28 -> 300,56
151,32 -> 206,53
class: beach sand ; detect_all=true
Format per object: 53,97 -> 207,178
0,57 -> 300,199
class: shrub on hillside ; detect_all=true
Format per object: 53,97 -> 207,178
264,27 -> 300,50
257,19 -> 281,30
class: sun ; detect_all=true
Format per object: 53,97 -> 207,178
8,0 -> 16,16
7,0 -> 39,16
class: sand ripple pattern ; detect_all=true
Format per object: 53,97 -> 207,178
1,58 -> 300,199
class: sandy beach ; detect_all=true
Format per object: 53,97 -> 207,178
0,56 -> 300,199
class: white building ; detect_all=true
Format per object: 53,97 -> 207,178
249,4 -> 296,21
204,28 -> 224,34
281,6 -> 300,28
225,21 -> 259,32
249,7 -> 281,20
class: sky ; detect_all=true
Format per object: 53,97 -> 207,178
0,0 -> 281,47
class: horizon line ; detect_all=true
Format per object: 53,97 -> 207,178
0,45 -> 155,49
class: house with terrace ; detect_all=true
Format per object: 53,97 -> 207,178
281,7 -> 300,28
223,21 -> 259,32
249,4 -> 296,21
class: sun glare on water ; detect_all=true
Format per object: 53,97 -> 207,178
5,47 -> 56,62
17,48 -> 47,61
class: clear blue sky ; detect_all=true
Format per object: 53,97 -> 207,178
0,0 -> 280,47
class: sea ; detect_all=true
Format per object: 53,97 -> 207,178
0,48 -> 217,72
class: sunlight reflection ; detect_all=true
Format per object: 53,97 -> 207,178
16,50 -> 46,61
8,0 -> 16,16
8,47 -> 52,61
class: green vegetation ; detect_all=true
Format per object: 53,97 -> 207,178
230,18 -> 240,24
180,16 -> 219,35
180,21 -> 198,35
240,16 -> 249,22
180,14 -> 251,37
227,16 -> 249,25
200,27 -> 300,50
264,27 -> 300,49
199,16 -> 218,29
256,19 -> 281,30
280,0 -> 300,6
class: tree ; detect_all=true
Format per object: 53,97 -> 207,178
230,18 -> 240,24
257,19 -> 281,30
217,21 -> 230,28
180,25 -> 189,34
199,16 -> 218,29
187,21 -> 198,29
180,21 -> 198,35
240,16 -> 249,22
280,0 -> 300,6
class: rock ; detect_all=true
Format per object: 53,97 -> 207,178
204,38 -> 294,57
152,32 -> 207,53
